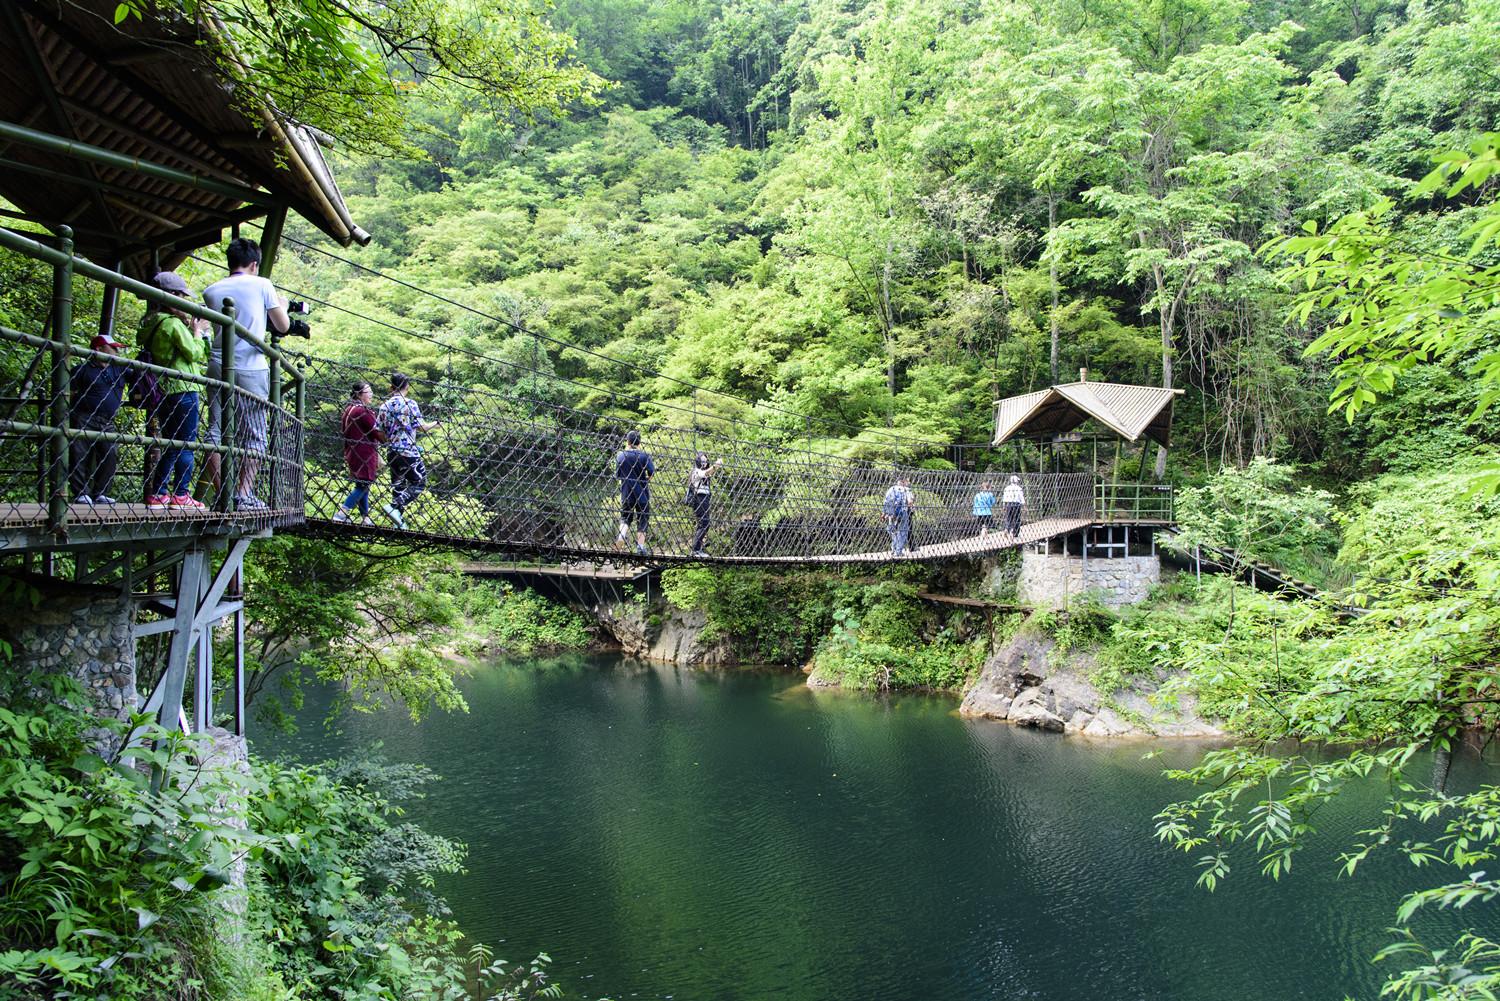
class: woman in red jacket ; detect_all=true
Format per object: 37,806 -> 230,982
333,381 -> 386,524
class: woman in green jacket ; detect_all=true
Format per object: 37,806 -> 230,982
141,272 -> 210,509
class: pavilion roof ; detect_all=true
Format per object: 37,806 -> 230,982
0,1 -> 368,269
993,381 -> 1182,448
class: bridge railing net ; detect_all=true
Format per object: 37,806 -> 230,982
0,227 -> 305,546
294,355 -> 1095,560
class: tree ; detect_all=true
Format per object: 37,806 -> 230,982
113,0 -> 603,157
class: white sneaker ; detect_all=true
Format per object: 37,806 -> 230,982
381,503 -> 405,529
93,494 -> 116,505
332,509 -> 351,523
74,494 -> 92,505
361,517 -> 376,527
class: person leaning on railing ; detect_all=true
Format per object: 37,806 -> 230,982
67,331 -> 128,505
201,237 -> 289,511
140,272 -> 211,511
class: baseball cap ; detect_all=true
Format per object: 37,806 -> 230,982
151,271 -> 194,296
90,333 -> 123,351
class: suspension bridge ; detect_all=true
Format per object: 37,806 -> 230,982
0,8 -> 1174,744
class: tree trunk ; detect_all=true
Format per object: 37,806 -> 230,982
1048,190 -> 1060,384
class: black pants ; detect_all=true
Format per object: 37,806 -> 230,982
389,452 -> 427,510
689,492 -> 710,551
1003,502 -> 1022,536
69,416 -> 118,499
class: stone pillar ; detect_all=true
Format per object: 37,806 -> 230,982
4,578 -> 137,753
1016,550 -> 1160,609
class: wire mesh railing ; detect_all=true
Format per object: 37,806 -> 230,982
0,225 -> 305,546
292,354 -> 1098,562
1094,481 -> 1174,523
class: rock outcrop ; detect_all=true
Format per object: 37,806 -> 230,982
593,599 -> 736,666
959,625 -> 1222,738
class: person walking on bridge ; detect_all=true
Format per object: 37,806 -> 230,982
615,429 -> 655,556
378,372 -> 438,530
334,380 -> 386,526
686,451 -> 723,557
1002,475 -> 1025,538
972,479 -> 996,537
882,476 -> 914,556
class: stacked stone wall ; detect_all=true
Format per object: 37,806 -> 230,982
1016,551 -> 1159,609
5,582 -> 137,753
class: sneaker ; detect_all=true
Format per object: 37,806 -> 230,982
93,494 -> 116,505
635,543 -> 650,556
691,549 -> 709,558
332,509 -> 351,524
382,503 -> 405,530
146,494 -> 171,510
74,494 -> 92,505
234,494 -> 268,511
361,517 -> 376,527
171,494 -> 206,510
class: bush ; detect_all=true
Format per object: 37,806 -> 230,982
453,580 -> 594,655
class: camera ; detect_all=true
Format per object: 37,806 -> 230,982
279,301 -> 311,339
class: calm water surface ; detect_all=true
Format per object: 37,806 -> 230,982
256,654 -> 1490,1001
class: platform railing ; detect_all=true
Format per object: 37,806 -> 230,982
1094,481 -> 1174,523
0,224 -> 305,546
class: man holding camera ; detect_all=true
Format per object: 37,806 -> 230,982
202,237 -> 290,510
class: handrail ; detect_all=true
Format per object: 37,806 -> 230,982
0,225 -> 302,381
1093,481 -> 1174,523
0,223 -> 305,538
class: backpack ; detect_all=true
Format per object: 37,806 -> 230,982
127,316 -> 166,413
881,487 -> 905,519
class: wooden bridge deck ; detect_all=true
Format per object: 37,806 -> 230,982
305,515 -> 1089,567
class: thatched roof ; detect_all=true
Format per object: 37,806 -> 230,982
0,1 -> 368,268
993,381 -> 1182,447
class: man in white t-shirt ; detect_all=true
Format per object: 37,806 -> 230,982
202,238 -> 289,510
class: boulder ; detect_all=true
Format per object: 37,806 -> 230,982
1008,688 -> 1065,731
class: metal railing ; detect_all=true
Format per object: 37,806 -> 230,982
0,225 -> 305,545
1094,481 -> 1174,523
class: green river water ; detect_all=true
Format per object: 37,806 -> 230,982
256,653 -> 1490,1001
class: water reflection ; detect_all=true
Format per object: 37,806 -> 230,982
257,654 -> 1494,1001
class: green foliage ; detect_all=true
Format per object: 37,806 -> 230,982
660,566 -> 846,663
1167,458 -> 1339,585
1267,134 -> 1500,432
113,0 -> 602,159
240,537 -> 469,728
0,674 -> 256,998
1153,460 -> 1500,998
452,580 -> 594,655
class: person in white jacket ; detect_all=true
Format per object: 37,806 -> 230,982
1001,475 -> 1025,538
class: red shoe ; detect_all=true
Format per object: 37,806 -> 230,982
146,494 -> 171,510
171,493 -> 207,510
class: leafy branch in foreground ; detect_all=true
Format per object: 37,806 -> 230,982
112,0 -> 602,157
1264,134 -> 1500,430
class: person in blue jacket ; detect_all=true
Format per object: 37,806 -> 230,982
972,480 -> 996,536
614,429 -> 655,555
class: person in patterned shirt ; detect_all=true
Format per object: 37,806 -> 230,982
377,372 -> 438,529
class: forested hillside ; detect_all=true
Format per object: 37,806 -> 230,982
274,0 -> 1499,476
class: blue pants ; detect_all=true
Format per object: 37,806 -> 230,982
150,392 -> 199,497
888,516 -> 911,555
343,481 -> 371,516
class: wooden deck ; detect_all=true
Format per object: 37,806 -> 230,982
0,501 -> 300,551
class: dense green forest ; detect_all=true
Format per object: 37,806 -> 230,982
268,0 -> 1500,476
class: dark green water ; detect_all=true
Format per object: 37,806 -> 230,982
257,654 -> 1486,1001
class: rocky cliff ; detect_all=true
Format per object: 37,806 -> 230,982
959,625 -> 1222,738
